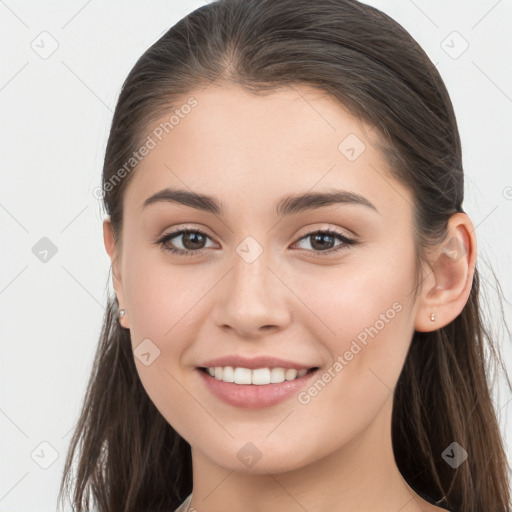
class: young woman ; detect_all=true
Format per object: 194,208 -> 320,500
58,1 -> 511,511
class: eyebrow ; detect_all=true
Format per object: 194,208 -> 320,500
142,187 -> 379,216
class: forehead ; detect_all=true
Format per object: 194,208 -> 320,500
123,84 -> 413,222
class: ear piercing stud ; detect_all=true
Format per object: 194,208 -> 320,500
118,308 -> 437,323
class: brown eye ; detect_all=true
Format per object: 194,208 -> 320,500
156,229 -> 215,256
293,229 -> 356,255
156,227 -> 356,257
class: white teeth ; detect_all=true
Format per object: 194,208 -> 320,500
285,369 -> 298,381
270,367 -> 285,383
252,368 -> 270,385
234,367 -> 252,384
204,366 -> 311,384
222,366 -> 235,382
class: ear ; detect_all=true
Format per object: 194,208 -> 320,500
414,212 -> 477,332
103,219 -> 130,329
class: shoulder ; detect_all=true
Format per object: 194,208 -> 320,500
417,498 -> 454,512
173,493 -> 192,512
411,490 -> 453,512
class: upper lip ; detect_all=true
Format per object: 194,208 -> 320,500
198,355 -> 319,370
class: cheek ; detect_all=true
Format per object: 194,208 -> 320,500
287,273 -> 413,448
122,233 -> 417,440
123,246 -> 209,342
120,249 -> 207,434
292,252 -> 415,389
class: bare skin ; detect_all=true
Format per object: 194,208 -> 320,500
104,84 -> 476,512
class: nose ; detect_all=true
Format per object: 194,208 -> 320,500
211,253 -> 292,339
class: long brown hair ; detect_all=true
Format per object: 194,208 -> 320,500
57,1 -> 512,510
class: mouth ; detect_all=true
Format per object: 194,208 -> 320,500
197,366 -> 319,385
196,365 -> 320,409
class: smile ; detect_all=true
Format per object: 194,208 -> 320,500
201,366 -> 315,384
197,366 -> 319,409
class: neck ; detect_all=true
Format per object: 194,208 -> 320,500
187,395 -> 429,512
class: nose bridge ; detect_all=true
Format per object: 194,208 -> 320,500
212,237 -> 291,335
233,246 -> 270,297
229,240 -> 277,310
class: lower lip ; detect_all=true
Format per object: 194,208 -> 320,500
197,368 -> 319,409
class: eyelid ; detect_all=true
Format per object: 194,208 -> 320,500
157,223 -> 355,242
156,223 -> 357,256
157,223 -> 216,242
155,225 -> 218,253
295,224 -> 355,242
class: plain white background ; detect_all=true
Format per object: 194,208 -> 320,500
1,1 -> 511,510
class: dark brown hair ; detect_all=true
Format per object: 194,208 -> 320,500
58,1 -> 511,511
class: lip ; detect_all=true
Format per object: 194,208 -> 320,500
198,355 -> 318,370
197,367 -> 319,409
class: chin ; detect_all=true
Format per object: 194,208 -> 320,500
199,438 -> 322,475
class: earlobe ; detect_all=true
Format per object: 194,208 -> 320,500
103,220 -> 121,283
414,213 -> 477,333
103,219 -> 130,329
103,218 -> 116,260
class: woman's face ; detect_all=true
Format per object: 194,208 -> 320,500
108,84 -> 426,473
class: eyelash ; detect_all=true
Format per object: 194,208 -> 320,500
155,227 -> 356,257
